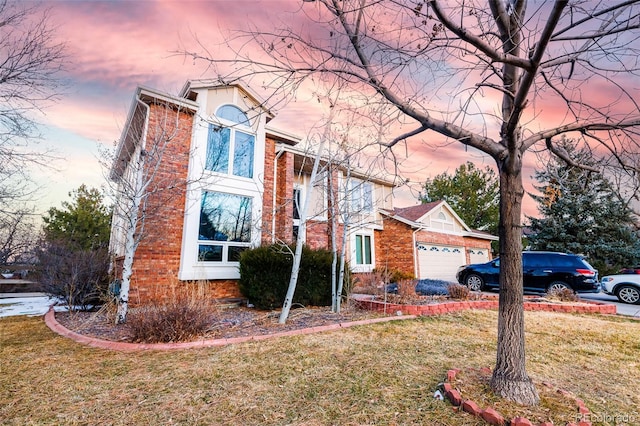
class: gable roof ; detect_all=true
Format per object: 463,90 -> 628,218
179,80 -> 275,122
380,200 -> 498,241
392,201 -> 442,222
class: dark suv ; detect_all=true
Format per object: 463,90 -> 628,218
456,251 -> 599,293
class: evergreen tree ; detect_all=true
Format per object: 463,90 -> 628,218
528,141 -> 640,275
421,162 -> 499,234
42,184 -> 111,250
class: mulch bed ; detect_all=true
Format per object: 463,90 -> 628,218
54,304 -> 386,343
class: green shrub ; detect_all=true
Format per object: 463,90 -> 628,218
239,244 -> 341,310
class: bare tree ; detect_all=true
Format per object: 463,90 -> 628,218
106,91 -> 198,324
0,207 -> 36,267
184,0 -> 640,404
0,0 -> 65,258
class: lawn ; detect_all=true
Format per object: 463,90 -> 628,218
1,310 -> 638,425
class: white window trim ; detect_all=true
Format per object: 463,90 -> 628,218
350,231 -> 375,273
204,118 -> 256,180
179,97 -> 266,281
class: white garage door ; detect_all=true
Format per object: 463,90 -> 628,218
417,244 -> 466,282
468,248 -> 490,265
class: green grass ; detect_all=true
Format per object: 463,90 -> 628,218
1,310 -> 639,425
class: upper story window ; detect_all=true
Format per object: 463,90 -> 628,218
350,179 -> 373,213
205,105 -> 255,178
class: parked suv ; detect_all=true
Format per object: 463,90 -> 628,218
456,251 -> 599,293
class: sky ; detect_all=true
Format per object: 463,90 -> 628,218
17,0 -> 593,221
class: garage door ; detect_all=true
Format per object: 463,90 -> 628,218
468,248 -> 490,265
417,244 -> 466,282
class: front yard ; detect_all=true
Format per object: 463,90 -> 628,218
1,310 -> 638,425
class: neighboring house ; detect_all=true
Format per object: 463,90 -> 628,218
378,202 -> 497,282
109,81 -> 496,304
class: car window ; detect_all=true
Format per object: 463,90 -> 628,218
551,255 -> 577,268
525,254 -> 548,268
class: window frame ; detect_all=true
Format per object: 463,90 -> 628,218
196,190 -> 253,264
351,231 -> 375,272
204,104 -> 256,179
349,179 -> 374,213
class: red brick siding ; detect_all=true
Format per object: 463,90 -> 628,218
125,103 -> 245,304
375,216 -> 494,278
127,103 -> 193,303
274,151 -> 295,243
261,137 -> 276,245
376,217 -> 415,277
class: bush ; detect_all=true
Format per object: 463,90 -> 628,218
37,241 -> 110,312
239,244 -> 340,310
417,279 -> 450,296
127,283 -> 215,343
447,283 -> 471,300
545,287 -> 580,302
397,279 -> 417,298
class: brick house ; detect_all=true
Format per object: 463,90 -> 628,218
377,202 -> 497,281
109,81 -> 496,303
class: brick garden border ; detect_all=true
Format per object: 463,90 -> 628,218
43,307 -> 417,352
352,295 -> 617,316
441,368 -> 592,426
45,295 -> 615,351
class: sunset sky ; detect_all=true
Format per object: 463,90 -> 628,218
22,0 -> 612,221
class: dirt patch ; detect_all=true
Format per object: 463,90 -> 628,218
54,303 -> 387,343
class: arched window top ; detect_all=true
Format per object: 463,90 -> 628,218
437,212 -> 447,221
216,105 -> 250,126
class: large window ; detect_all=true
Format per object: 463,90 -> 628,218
205,105 -> 255,178
350,180 -> 373,213
198,191 -> 252,262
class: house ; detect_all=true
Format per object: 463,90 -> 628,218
378,202 -> 497,282
108,81 -> 496,304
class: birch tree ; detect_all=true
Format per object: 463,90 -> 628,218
106,96 -> 196,324
186,0 -> 640,404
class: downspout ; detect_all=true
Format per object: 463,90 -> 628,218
271,148 -> 285,243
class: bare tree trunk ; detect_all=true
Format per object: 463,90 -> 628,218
490,155 -> 539,405
279,138 -> 326,324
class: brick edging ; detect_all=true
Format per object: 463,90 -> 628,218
353,297 -> 616,316
442,368 -> 592,426
43,307 -> 417,352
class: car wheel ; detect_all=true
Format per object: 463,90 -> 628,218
616,285 -> 640,304
547,281 -> 570,292
464,274 -> 484,291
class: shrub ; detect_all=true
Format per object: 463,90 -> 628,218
388,269 -> 415,283
545,287 -> 580,302
127,283 -> 215,343
447,283 -> 471,300
37,241 -> 110,312
397,279 -> 417,298
238,244 -> 340,310
352,270 -> 388,295
416,279 -> 450,296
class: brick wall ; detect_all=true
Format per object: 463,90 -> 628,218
376,217 -> 415,277
261,137 -> 276,245
275,150 -> 295,243
375,216 -> 494,278
125,102 -> 245,304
